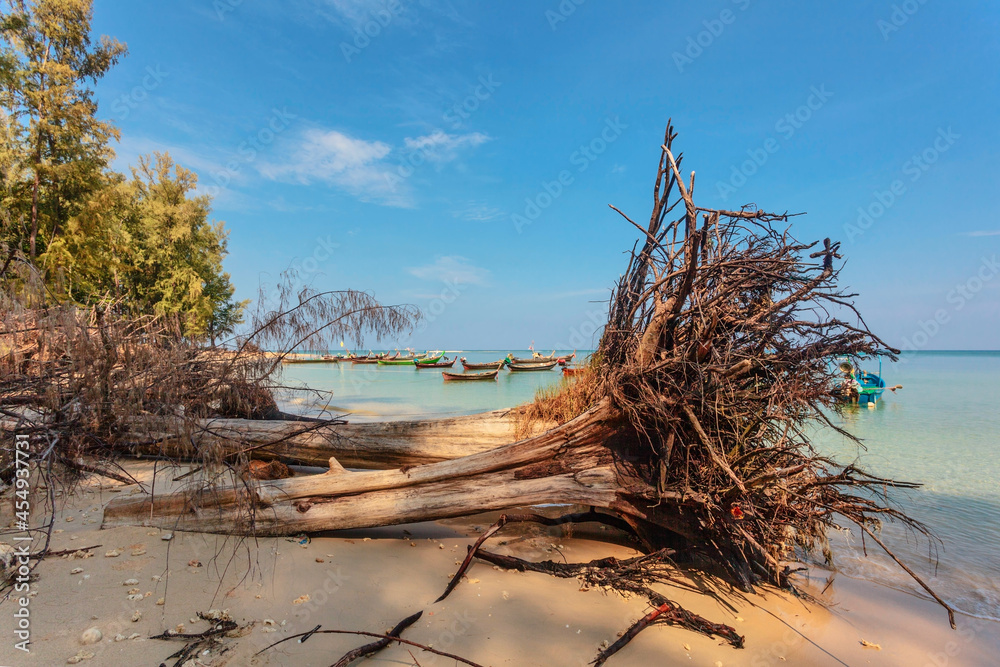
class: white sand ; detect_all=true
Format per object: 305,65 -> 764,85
2,462 -> 997,666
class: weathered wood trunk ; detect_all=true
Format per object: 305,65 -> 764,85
103,403 -> 623,536
129,410 -> 548,469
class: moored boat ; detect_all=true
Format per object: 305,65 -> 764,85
507,360 -> 558,372
442,368 -> 500,381
378,356 -> 416,365
832,357 -> 900,406
561,366 -> 585,376
510,350 -> 558,364
415,356 -> 456,368
460,357 -> 507,370
351,351 -> 395,364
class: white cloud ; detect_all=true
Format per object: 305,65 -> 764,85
258,128 -> 408,206
402,130 -> 490,163
259,126 -> 489,207
408,256 -> 490,286
964,230 -> 1000,237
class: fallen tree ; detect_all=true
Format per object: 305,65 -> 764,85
9,120 -> 956,662
126,408 -> 530,469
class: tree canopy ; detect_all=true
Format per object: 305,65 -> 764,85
0,0 -> 245,339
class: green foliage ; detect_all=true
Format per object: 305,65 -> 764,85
0,1 -> 245,341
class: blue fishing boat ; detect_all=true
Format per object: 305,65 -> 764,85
832,357 -> 899,407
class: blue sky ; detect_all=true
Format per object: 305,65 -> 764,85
92,0 -> 999,350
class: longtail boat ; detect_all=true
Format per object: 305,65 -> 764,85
832,357 -> 899,407
415,356 -> 456,368
460,357 -> 507,370
557,351 -> 577,366
562,366 -> 585,376
378,356 -> 417,366
510,350 -> 557,364
442,368 -> 500,381
351,352 -> 394,364
508,360 -> 558,372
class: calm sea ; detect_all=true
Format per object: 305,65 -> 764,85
279,350 -> 1000,621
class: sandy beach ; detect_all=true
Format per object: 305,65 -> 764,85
3,462 -> 996,667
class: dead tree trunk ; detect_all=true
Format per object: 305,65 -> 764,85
103,402 -> 620,535
128,409 -> 537,469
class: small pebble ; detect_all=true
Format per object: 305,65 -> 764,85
70,568 -> 83,575
131,611 -> 142,622
315,558 -> 324,563
161,533 -> 173,541
292,595 -> 310,605
104,549 -> 120,558
79,627 -> 102,645
156,597 -> 165,606
123,578 -> 139,586
131,549 -> 146,557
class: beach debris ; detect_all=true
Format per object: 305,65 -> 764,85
132,611 -> 142,622
156,597 -> 165,605
162,533 -> 173,541
130,548 -> 146,556
122,578 -> 139,586
292,595 -> 310,605
200,609 -> 232,621
79,627 -> 102,644
188,559 -> 202,567
127,593 -> 143,601
66,650 -> 94,664
860,639 -> 882,650
70,567 -> 84,574
104,549 -> 120,558
315,558 -> 324,563
263,618 -> 275,626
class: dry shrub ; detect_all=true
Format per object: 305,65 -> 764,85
513,365 -> 600,439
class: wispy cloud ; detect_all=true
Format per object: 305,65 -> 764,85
453,202 -> 504,222
402,130 -> 489,163
259,126 -> 489,207
408,256 -> 490,286
258,128 -> 404,204
964,230 -> 1000,237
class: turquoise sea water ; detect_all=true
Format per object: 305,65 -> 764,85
279,350 -> 1000,621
